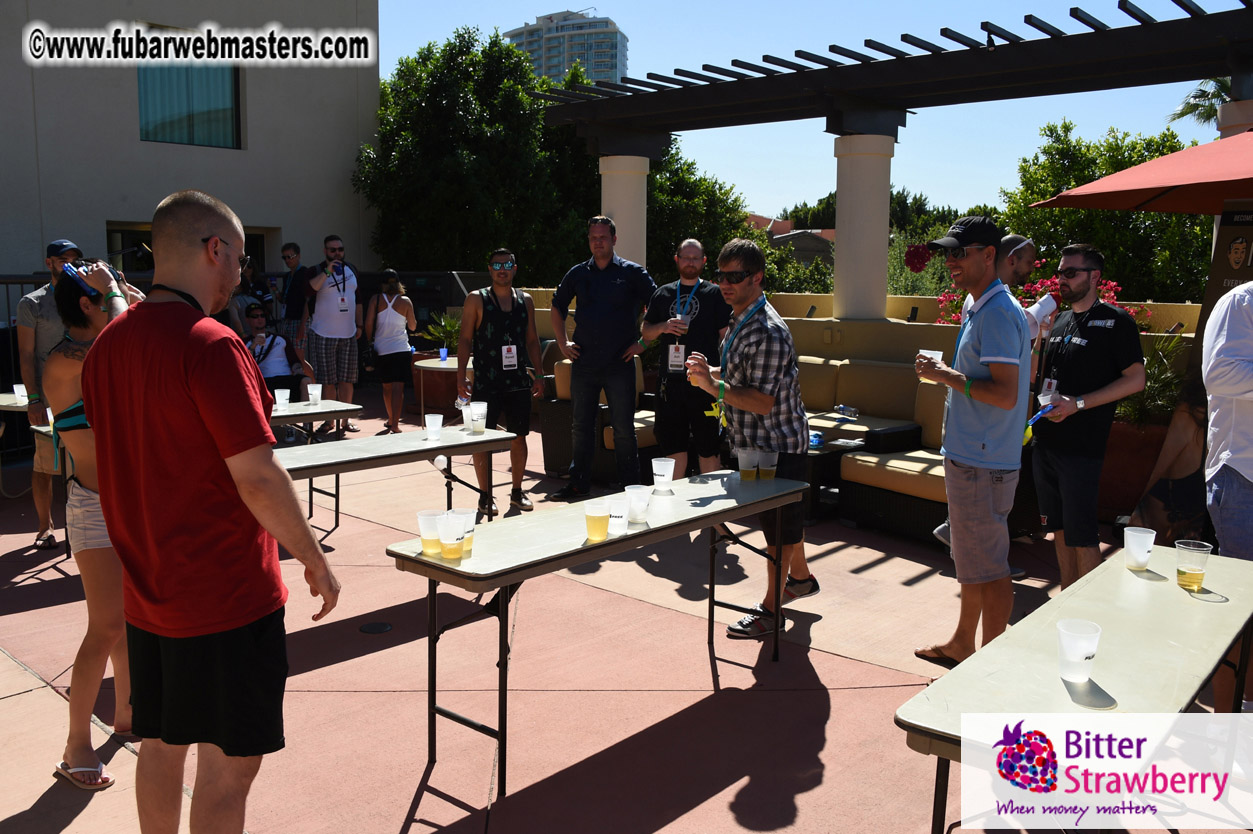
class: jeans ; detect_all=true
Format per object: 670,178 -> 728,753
1207,464 -> 1253,561
569,360 -> 638,489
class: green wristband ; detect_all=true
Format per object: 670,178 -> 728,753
638,338 -> 647,348
964,378 -> 973,398
718,381 -> 725,402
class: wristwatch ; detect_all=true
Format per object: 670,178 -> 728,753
1075,397 -> 1086,411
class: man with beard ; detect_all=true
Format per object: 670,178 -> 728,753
1033,244 -> 1145,588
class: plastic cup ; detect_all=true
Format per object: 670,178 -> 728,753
1037,392 -> 1055,408
469,401 -> 488,434
1056,619 -> 1101,683
450,508 -> 476,556
651,457 -> 676,491
676,313 -> 691,332
274,389 -> 291,409
736,448 -> 759,481
425,413 -> 443,441
307,384 -> 322,405
585,499 -> 609,542
13,384 -> 26,401
758,450 -> 779,480
918,349 -> 942,363
625,484 -> 651,523
1175,540 -> 1212,592
417,510 -> 444,557
1122,526 -> 1155,571
607,496 -> 629,536
461,404 -> 473,426
437,513 -> 465,560
439,347 -> 449,362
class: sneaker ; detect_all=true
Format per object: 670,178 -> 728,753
478,497 -> 498,518
284,427 -> 297,443
1009,565 -> 1027,580
549,484 -> 589,502
784,574 -> 820,601
510,488 -> 534,511
316,421 -> 336,435
933,520 -> 951,548
726,605 -> 778,640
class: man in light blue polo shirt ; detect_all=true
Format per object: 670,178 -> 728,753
912,216 -> 1030,669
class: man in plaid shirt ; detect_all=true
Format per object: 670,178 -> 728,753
685,238 -> 815,639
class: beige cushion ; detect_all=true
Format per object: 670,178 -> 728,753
806,411 -> 916,442
915,381 -> 948,450
797,356 -> 841,412
604,411 -> 656,449
835,360 -> 918,421
841,449 -> 948,503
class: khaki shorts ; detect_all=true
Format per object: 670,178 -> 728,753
33,431 -> 56,475
67,480 -> 113,553
944,457 -> 1018,584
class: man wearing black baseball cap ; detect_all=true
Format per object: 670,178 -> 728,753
913,216 -> 1031,669
17,239 -> 83,548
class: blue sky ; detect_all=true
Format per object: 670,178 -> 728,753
378,0 -> 1236,217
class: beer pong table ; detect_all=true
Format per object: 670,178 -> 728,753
387,473 -> 807,795
268,399 -> 362,443
894,546 -> 1253,834
0,393 -> 37,499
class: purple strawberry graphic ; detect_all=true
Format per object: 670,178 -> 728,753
994,721 -> 1058,793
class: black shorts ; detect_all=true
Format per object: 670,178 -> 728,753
1032,443 -> 1104,548
655,375 -> 722,458
375,350 -> 411,384
758,451 -> 808,546
127,607 -> 288,757
474,386 -> 531,436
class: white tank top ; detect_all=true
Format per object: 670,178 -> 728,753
373,294 -> 410,355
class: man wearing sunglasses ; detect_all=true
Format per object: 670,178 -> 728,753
1033,244 -> 1144,589
914,216 -> 1030,669
457,249 -> 545,514
276,242 -> 311,359
685,238 -> 814,639
306,235 -> 362,435
549,216 -> 657,500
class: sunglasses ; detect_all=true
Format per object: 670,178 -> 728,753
939,244 -> 989,260
281,253 -> 298,260
326,246 -> 345,253
202,235 -> 251,271
712,269 -> 754,284
489,261 -> 516,271
1055,267 -> 1094,280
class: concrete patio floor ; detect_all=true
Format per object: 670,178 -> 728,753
0,390 -> 1226,833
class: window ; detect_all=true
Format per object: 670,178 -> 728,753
138,66 -> 240,149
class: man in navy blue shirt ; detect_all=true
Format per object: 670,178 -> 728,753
549,216 -> 656,499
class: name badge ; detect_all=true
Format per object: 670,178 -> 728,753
338,296 -> 349,313
502,344 -> 518,370
668,344 -> 685,372
1041,378 -> 1058,398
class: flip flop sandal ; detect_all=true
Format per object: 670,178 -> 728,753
54,761 -> 115,791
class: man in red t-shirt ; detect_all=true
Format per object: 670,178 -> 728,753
83,190 -> 340,832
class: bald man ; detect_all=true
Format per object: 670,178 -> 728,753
82,190 -> 340,833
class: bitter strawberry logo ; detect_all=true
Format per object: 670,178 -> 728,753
994,721 -> 1058,793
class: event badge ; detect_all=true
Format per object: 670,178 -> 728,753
338,296 -> 349,313
502,344 -> 518,370
1041,378 -> 1058,399
668,344 -> 685,372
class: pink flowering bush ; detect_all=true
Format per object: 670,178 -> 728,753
936,265 -> 1152,331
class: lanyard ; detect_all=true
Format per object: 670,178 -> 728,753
149,283 -> 204,314
720,295 -> 767,370
677,279 -> 699,319
329,264 -> 346,293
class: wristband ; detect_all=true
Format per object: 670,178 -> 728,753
27,394 -> 41,403
638,338 -> 647,348
964,378 -> 973,398
718,381 -> 725,402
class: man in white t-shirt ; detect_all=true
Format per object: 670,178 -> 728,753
305,235 -> 362,434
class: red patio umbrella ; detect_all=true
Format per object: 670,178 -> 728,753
1031,129 -> 1253,214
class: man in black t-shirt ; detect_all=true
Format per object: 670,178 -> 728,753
642,239 -> 732,476
1033,244 -> 1145,588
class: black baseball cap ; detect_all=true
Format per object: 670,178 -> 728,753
46,239 -> 82,258
928,216 -> 1003,251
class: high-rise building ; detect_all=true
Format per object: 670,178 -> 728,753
504,10 -> 628,84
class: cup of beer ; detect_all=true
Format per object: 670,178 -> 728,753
1122,526 -> 1155,571
676,313 -> 691,332
736,448 -> 759,480
450,508 -> 476,557
1056,619 -> 1101,683
1175,540 -> 1212,592
437,513 -> 465,560
758,450 -> 779,480
585,499 -> 610,542
417,510 -> 444,557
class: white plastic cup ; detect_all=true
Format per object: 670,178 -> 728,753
307,384 -> 322,405
417,510 -> 444,557
450,508 -> 476,556
13,384 -> 26,401
607,496 -> 629,536
274,389 -> 291,409
1037,392 -> 1055,408
437,512 -> 465,560
1123,526 -> 1155,571
651,457 -> 676,491
461,404 -> 473,427
585,499 -> 609,542
625,484 -> 651,523
1057,619 -> 1101,683
1175,540 -> 1212,592
736,448 -> 760,480
676,313 -> 691,331
758,450 -> 779,479
425,413 -> 443,441
918,349 -> 943,362
469,401 -> 488,434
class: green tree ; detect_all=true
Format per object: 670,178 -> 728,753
779,192 -> 837,229
1000,120 -> 1210,302
1168,77 -> 1231,129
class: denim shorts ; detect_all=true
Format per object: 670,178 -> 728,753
945,458 -> 1018,584
1207,464 -> 1253,561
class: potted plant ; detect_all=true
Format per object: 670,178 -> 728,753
410,310 -> 463,413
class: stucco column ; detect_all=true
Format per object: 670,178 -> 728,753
832,134 -> 895,319
599,155 -> 649,266
1217,98 -> 1253,138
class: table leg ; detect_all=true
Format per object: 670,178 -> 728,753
497,583 -> 514,796
1235,617 -> 1253,714
306,479 -> 313,519
707,526 -> 716,645
485,453 -> 494,523
772,506 -> 783,663
931,757 -> 950,834
428,578 -> 438,765
333,473 -> 340,528
444,458 -> 454,512
419,367 -> 425,418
